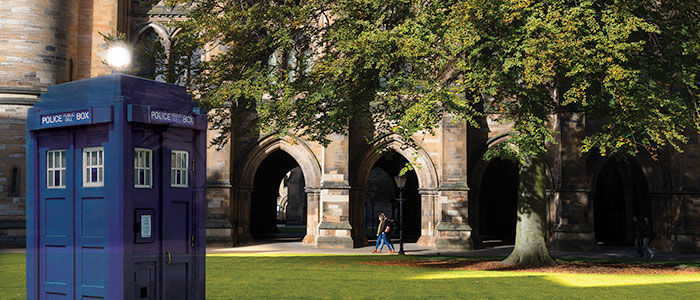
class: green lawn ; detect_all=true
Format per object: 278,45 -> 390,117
3,253 -> 700,299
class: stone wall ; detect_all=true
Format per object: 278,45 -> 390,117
0,105 -> 29,247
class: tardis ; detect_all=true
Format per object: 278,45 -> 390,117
26,74 -> 206,300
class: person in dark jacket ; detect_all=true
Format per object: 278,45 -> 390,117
643,217 -> 656,259
378,216 -> 395,253
379,218 -> 396,253
633,216 -> 644,257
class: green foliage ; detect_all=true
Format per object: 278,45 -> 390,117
448,0 -> 700,158
168,0 -> 699,158
166,0 -> 479,146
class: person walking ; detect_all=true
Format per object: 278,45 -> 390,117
372,214 -> 386,253
379,216 -> 395,254
378,218 -> 396,253
633,216 -> 644,258
643,217 -> 656,259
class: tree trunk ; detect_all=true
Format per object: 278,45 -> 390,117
502,152 -> 557,267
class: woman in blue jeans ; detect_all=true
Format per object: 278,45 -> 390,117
380,218 -> 395,253
372,213 -> 395,253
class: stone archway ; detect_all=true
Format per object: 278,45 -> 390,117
234,135 -> 322,245
350,135 -> 439,247
587,155 -> 671,248
468,133 -> 556,248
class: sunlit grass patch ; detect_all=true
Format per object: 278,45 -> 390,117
2,253 -> 700,300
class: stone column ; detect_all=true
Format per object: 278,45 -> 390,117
316,134 -> 354,248
206,117 -> 234,246
206,182 -> 233,247
550,111 -> 597,251
349,187 -> 368,247
417,189 -> 438,246
302,187 -> 320,244
670,192 -> 700,253
649,192 -> 671,250
435,114 -> 473,249
232,186 -> 254,245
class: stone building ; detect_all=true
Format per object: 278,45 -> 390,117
1,0 -> 699,252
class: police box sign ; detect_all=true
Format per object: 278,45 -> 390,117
149,110 -> 195,126
40,110 -> 91,127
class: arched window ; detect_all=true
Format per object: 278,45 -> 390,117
9,167 -> 19,197
133,28 -> 167,82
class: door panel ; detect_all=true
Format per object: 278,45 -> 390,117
39,142 -> 75,300
161,130 -> 194,300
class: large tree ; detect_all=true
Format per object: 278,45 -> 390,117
167,0 -> 700,266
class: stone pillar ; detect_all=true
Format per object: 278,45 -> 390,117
417,189 -> 438,246
435,114 -> 473,249
206,116 -> 234,246
233,186 -> 254,244
349,187 -> 368,247
206,183 -> 233,247
316,134 -> 354,248
649,192 -> 671,250
550,111 -> 598,251
302,187 -> 320,244
670,192 -> 700,253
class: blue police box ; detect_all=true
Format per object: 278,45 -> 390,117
26,74 -> 207,300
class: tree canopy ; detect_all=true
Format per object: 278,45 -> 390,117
165,0 -> 700,266
166,0 -> 699,158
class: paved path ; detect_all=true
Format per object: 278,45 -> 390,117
206,238 -> 700,261
5,239 -> 700,261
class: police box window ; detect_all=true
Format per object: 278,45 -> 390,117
134,148 -> 152,188
83,147 -> 104,187
171,150 -> 188,187
47,150 -> 66,189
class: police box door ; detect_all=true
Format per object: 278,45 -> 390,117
161,130 -> 196,300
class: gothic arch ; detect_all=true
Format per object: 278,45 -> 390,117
469,132 -> 555,191
232,135 -> 322,244
351,134 -> 438,190
132,21 -> 172,50
350,134 -> 439,246
586,153 -> 671,245
468,132 -> 556,246
236,135 -> 321,189
587,154 -> 670,193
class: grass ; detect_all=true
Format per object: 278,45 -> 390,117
3,253 -> 700,299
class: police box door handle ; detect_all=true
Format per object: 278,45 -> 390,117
167,251 -> 172,265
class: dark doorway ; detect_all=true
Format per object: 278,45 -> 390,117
364,151 -> 421,242
251,150 -> 307,239
478,158 -> 519,244
593,159 -> 650,245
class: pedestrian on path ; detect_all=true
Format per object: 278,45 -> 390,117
379,218 -> 396,253
643,217 -> 656,259
372,213 -> 386,253
633,216 -> 644,258
379,215 -> 395,253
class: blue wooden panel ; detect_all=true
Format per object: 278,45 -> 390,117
81,198 -> 106,238
46,292 -> 68,300
45,246 -> 71,284
45,198 -> 69,237
81,247 -> 106,287
163,264 -> 189,300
